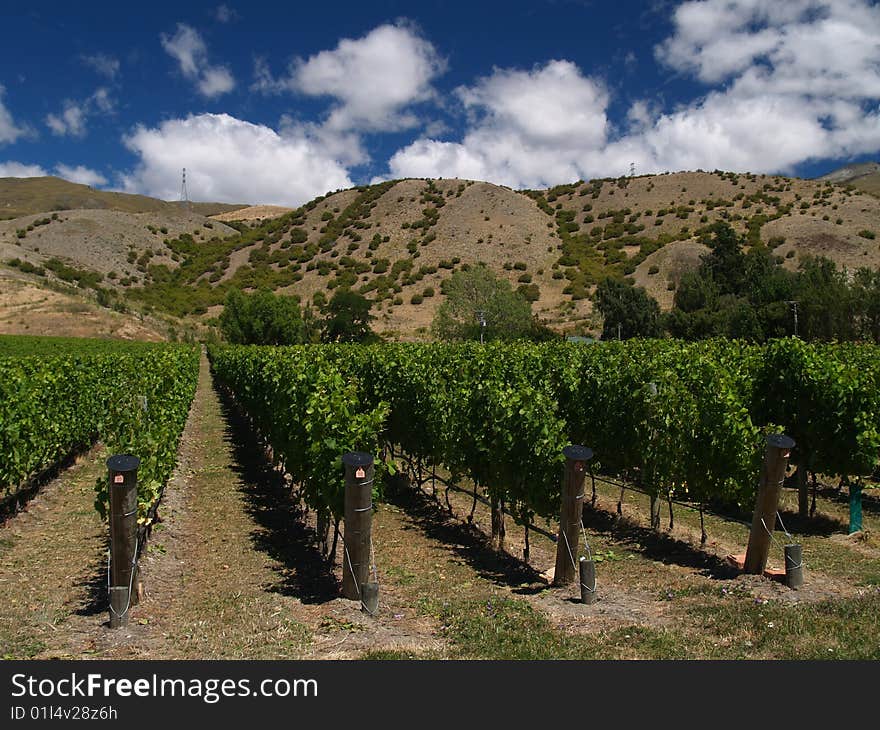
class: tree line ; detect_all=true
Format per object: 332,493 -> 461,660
596,222 -> 880,342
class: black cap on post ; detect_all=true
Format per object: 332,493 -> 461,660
107,454 -> 141,473
766,434 -> 795,451
563,445 -> 594,462
341,452 -> 374,469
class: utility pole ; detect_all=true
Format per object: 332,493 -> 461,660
786,300 -> 799,338
179,167 -> 190,215
476,310 -> 487,344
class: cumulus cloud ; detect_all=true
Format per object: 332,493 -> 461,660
629,0 -> 880,173
45,88 -> 115,138
161,23 -> 235,98
54,164 -> 108,187
0,161 -> 107,185
387,60 -> 608,188
81,53 -> 120,79
385,0 -> 880,186
120,113 -> 352,205
0,161 -> 46,177
254,23 -> 445,133
656,0 -> 880,97
198,67 -> 236,98
0,86 -> 27,145
46,102 -> 87,138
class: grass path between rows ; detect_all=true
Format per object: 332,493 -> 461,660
0,446 -> 107,658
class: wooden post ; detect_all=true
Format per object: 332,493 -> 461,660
341,452 -> 375,602
107,454 -> 140,629
553,445 -> 593,586
744,434 -> 794,575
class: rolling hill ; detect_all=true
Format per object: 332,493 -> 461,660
817,161 -> 880,197
0,176 -> 246,220
2,170 -> 879,339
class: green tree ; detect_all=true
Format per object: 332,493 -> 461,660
322,289 -> 376,343
432,264 -> 535,341
852,268 -> 880,342
794,256 -> 857,341
595,277 -> 661,339
673,270 -> 719,313
699,221 -> 746,295
219,288 -> 305,345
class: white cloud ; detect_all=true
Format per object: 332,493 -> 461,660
656,0 -> 880,95
120,113 -> 352,206
215,4 -> 237,23
54,164 -> 108,187
0,161 -> 46,177
161,23 -> 235,98
91,88 -> 115,113
199,67 -> 235,97
0,86 -> 27,145
0,161 -> 107,186
387,60 -> 608,188
385,0 -> 880,186
81,53 -> 120,79
255,23 -> 445,133
46,102 -> 87,138
45,88 -> 115,138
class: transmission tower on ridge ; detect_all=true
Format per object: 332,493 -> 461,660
629,162 -> 636,177
179,167 -> 190,214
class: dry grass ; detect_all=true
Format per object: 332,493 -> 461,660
0,270 -> 165,341
211,205 -> 295,222
0,176 -> 243,220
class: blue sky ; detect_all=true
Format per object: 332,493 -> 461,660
1,0 -> 879,205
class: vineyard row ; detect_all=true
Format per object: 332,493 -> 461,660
209,338 -> 880,547
0,343 -> 199,522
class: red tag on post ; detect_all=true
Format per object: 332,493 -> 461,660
355,467 -> 366,479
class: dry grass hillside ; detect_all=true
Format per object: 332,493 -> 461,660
1,170 -> 879,339
817,161 -> 880,198
0,209 -> 238,281
211,205 -> 295,222
0,176 -> 244,220
0,267 -> 165,341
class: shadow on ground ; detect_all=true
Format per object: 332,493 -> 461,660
75,535 -> 109,619
216,385 -> 339,604
580,505 -> 740,581
812,484 -> 880,519
385,475 -> 547,594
